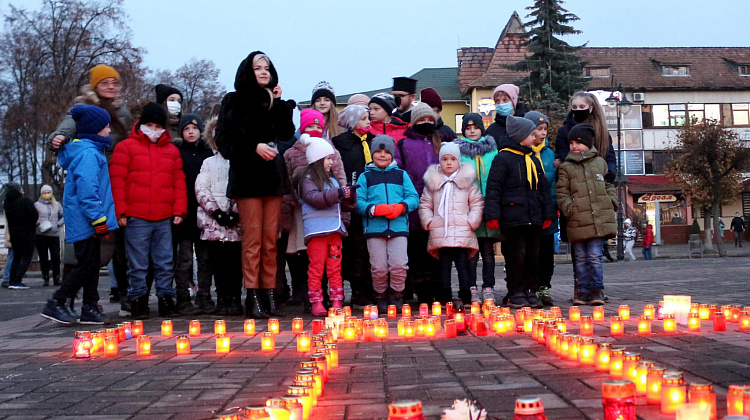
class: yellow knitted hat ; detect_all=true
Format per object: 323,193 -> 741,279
89,64 -> 120,90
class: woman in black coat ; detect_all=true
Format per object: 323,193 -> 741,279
215,51 -> 296,319
3,183 -> 38,289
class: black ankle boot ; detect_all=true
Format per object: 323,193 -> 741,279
229,296 -> 244,316
245,289 -> 269,319
266,289 -> 284,317
131,295 -> 149,320
215,295 -> 230,316
158,295 -> 180,317
42,274 -> 50,287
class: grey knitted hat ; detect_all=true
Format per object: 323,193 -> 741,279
371,135 -> 395,158
410,102 -> 437,124
524,111 -> 549,127
506,115 -> 537,144
338,105 -> 369,130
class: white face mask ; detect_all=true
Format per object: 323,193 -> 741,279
140,124 -> 165,142
167,101 -> 181,116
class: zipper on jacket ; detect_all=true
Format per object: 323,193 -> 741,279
384,168 -> 391,238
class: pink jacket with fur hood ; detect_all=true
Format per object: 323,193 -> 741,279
419,163 -> 484,259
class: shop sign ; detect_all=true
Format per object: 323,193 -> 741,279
638,193 -> 677,203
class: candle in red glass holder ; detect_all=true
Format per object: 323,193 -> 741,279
131,320 -> 143,337
387,305 -> 397,319
214,319 -> 227,334
609,348 -> 625,379
418,303 -> 428,316
687,312 -> 701,332
635,361 -> 655,395
104,335 -> 118,357
344,323 -> 357,341
90,331 -> 104,355
116,324 -> 126,342
454,311 -> 465,331
404,320 -> 416,339
602,380 -> 636,420
713,311 -> 726,331
311,353 -> 329,383
721,304 -> 732,320
444,319 -> 457,338
688,382 -> 716,420
324,343 -> 339,368
397,318 -> 406,337
554,317 -> 567,334
343,306 -> 352,316
268,318 -> 279,335
513,396 -> 548,420
363,306 -> 371,319
698,304 -> 711,320
739,311 -> 750,331
731,306 -> 742,323
610,316 -> 624,336
292,317 -> 304,335
470,302 -> 480,315
176,335 -> 191,355
660,374 -> 686,414
569,306 -> 581,323
593,306 -> 605,322
622,352 -> 641,383
215,333 -> 230,354
258,331 -> 273,353
363,321 -> 375,342
287,386 -> 312,419
638,316 -> 651,335
643,304 -> 655,320
376,320 -> 389,339
646,365 -> 666,405
297,332 -> 311,353
618,305 -> 630,321
161,320 -> 173,337
557,334 -> 570,359
579,338 -> 597,366
102,327 -> 114,341
580,315 -> 593,336
72,331 -> 92,359
136,335 -> 151,357
243,319 -> 256,336
569,335 -> 582,361
727,384 -> 746,415
595,343 -> 612,372
265,398 -> 290,420
415,318 -> 426,336
663,314 -> 676,334
475,319 -> 488,336
402,304 -> 412,317
445,302 -> 454,317
387,399 -> 425,420
311,319 -> 323,335
424,319 -> 437,338
281,397 -> 303,420
188,320 -> 201,337
432,302 -> 441,317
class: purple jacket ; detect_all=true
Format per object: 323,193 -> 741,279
394,127 -> 454,231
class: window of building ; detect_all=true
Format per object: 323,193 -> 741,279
652,104 -> 687,127
740,65 -> 750,76
697,206 -> 723,218
642,151 -> 675,175
687,104 -> 721,123
732,104 -> 750,126
662,65 -> 689,76
584,67 -> 611,78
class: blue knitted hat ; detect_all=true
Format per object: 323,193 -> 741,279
70,104 -> 111,138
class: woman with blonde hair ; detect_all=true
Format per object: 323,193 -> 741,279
35,185 -> 64,287
309,81 -> 342,139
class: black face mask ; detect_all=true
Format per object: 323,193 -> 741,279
413,122 -> 435,136
572,109 -> 591,123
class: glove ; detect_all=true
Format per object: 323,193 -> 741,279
212,209 -> 230,226
487,219 -> 500,231
227,211 -> 240,226
385,203 -> 406,219
338,184 -> 360,200
605,171 -> 616,184
372,204 -> 390,217
542,219 -> 552,230
92,220 -> 109,238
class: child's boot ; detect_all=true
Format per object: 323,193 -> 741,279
309,290 -> 327,317
482,287 -> 496,303
536,286 -> 553,306
458,288 -> 472,306
525,289 -> 543,309
389,289 -> 404,309
374,291 -> 388,314
329,287 -> 344,310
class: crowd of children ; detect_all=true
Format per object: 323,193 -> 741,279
34,56 -> 622,326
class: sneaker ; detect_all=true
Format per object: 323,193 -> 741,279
481,287 -> 495,303
590,290 -> 605,306
80,304 -> 110,325
469,286 -> 481,303
526,290 -> 544,309
536,286 -> 554,306
8,283 -> 29,290
41,299 -> 78,324
177,299 -> 202,316
507,291 -> 530,309
1,281 -> 8,288
573,292 -> 592,306
119,299 -> 131,317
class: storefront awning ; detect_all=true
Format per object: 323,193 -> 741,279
626,175 -> 682,195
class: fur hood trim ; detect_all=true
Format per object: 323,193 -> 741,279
453,135 -> 497,158
73,84 -> 125,109
423,162 -> 477,191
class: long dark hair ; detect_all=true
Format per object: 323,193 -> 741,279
299,159 -> 333,192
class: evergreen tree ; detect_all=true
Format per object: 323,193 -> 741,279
508,0 -> 589,124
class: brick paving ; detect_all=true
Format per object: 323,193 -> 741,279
0,254 -> 749,419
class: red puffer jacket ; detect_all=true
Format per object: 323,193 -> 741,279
109,123 -> 187,221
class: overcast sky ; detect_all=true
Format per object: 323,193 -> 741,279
2,0 -> 748,105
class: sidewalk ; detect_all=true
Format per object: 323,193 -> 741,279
0,257 -> 749,419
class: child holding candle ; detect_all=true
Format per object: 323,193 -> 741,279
297,135 -> 357,316
356,135 -> 419,313
556,124 -> 617,306
418,142 -> 484,306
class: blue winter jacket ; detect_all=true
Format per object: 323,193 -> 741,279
537,138 -> 559,235
356,161 -> 419,238
58,136 -> 119,243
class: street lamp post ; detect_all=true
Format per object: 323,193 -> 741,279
606,87 -> 632,261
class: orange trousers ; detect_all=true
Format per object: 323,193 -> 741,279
236,196 -> 281,289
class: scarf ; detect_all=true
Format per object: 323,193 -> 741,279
474,156 -> 486,190
500,148 -> 541,190
359,133 -> 372,164
437,170 -> 459,237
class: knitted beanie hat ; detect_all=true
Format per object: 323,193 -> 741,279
371,135 -> 395,158
338,105 -> 369,130
493,84 -> 520,108
369,93 -> 396,114
155,84 -> 183,104
410,102 -> 437,124
506,115 -> 536,144
420,88 -> 443,111
179,114 -> 205,135
567,123 -> 596,149
139,102 -> 168,128
70,104 -> 112,137
89,64 -> 120,90
439,142 -> 461,161
524,111 -> 549,127
299,109 -> 326,133
461,113 -> 485,137
300,134 -> 334,164
311,81 -> 336,106
347,94 -> 370,107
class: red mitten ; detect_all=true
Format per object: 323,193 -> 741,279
486,219 -> 500,231
386,203 -> 406,219
542,219 -> 552,230
372,204 -> 390,217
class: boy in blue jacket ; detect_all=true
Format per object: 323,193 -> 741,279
356,135 -> 419,312
41,104 -> 119,325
